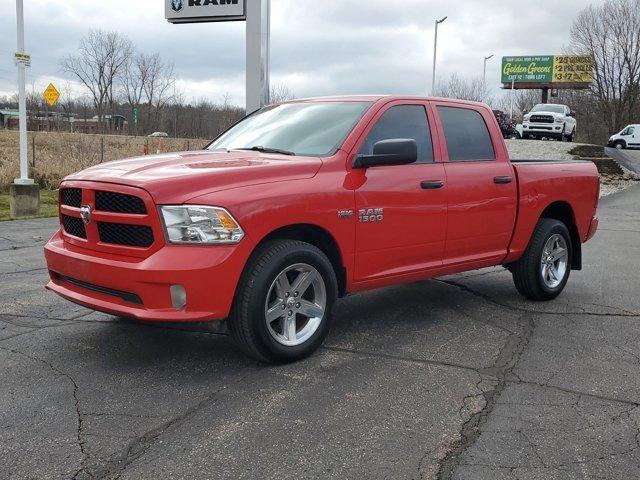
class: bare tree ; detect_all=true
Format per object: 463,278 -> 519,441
494,89 -> 541,120
61,30 -> 133,131
122,53 -> 147,110
570,0 -> 640,132
140,53 -> 175,128
434,74 -> 492,103
269,83 -> 295,104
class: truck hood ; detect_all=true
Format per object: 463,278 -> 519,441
65,150 -> 323,203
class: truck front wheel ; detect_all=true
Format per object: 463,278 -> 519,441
230,240 -> 338,363
511,219 -> 572,301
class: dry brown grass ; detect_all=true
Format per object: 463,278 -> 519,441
0,131 -> 208,190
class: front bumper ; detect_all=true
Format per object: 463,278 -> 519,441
522,123 -> 564,135
44,230 -> 253,322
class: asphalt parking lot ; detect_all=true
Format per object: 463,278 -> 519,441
607,147 -> 640,174
1,185 -> 640,480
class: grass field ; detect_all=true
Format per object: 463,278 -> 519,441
0,189 -> 58,221
0,130 -> 207,190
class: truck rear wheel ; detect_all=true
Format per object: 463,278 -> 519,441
511,219 -> 572,301
230,240 -> 337,363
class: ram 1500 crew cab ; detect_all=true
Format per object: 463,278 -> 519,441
44,96 -> 600,362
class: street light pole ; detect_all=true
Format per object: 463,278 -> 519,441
483,54 -> 494,87
431,16 -> 447,95
15,0 -> 31,185
10,0 -> 39,218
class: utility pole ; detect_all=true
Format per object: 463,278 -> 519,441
510,79 -> 515,118
483,54 -> 494,87
431,16 -> 447,96
10,0 -> 39,218
246,0 -> 270,113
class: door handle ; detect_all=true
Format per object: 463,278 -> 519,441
421,180 -> 444,189
493,176 -> 513,184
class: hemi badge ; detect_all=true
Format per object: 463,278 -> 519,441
337,209 -> 354,219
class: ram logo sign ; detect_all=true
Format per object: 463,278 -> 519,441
165,0 -> 246,23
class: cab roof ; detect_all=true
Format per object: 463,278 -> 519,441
285,95 -> 488,108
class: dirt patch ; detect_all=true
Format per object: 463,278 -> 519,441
567,144 -> 608,158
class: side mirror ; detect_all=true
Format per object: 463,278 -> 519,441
353,138 -> 418,169
567,112 -> 574,117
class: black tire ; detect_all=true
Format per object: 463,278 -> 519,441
229,239 -> 338,363
511,219 -> 572,301
567,128 -> 575,142
613,140 -> 626,150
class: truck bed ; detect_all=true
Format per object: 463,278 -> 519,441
504,159 -> 600,264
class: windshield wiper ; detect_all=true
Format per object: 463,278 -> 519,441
234,146 -> 296,156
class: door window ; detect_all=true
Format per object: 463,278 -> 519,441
437,106 -> 495,161
359,105 -> 433,163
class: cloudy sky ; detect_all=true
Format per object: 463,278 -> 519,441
0,0 -> 602,108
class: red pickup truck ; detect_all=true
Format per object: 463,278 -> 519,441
44,96 -> 599,362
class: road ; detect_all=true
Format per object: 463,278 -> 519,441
1,185 -> 640,480
607,146 -> 640,174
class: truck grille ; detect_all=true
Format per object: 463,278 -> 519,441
62,214 -> 87,239
98,222 -> 154,247
95,191 -> 147,214
530,114 -> 554,124
58,183 -> 160,256
60,188 -> 82,208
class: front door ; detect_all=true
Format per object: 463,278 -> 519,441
352,102 -> 447,283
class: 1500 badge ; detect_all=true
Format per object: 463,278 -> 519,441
359,208 -> 384,223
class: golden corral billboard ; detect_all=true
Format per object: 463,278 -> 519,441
501,55 -> 594,88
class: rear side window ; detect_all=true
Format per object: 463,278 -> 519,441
437,106 -> 495,161
359,105 -> 433,163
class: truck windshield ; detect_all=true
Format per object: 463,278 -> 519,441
208,101 -> 372,156
531,104 -> 565,114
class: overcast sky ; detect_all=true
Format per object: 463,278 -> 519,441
0,0 -> 602,108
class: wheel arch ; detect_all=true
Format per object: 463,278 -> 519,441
539,201 -> 581,270
251,224 -> 347,297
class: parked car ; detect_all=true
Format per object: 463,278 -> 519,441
45,96 -> 600,363
148,131 -> 168,138
493,109 -> 520,139
608,124 -> 639,149
522,103 -> 576,141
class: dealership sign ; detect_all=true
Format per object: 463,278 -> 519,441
501,55 -> 594,86
165,0 -> 246,23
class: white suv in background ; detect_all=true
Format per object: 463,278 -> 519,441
522,104 -> 577,142
608,125 -> 639,150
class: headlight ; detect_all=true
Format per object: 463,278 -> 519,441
523,115 -> 530,121
160,205 -> 244,244
554,117 -> 563,123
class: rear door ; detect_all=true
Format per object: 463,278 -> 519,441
352,101 -> 447,282
434,103 -> 517,265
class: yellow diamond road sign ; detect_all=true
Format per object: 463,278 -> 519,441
43,83 -> 60,107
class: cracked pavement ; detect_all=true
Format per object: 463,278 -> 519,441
1,185 -> 640,479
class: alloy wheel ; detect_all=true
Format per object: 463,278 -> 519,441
264,263 -> 327,346
540,234 -> 568,289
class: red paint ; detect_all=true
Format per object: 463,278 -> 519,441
44,96 -> 600,322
